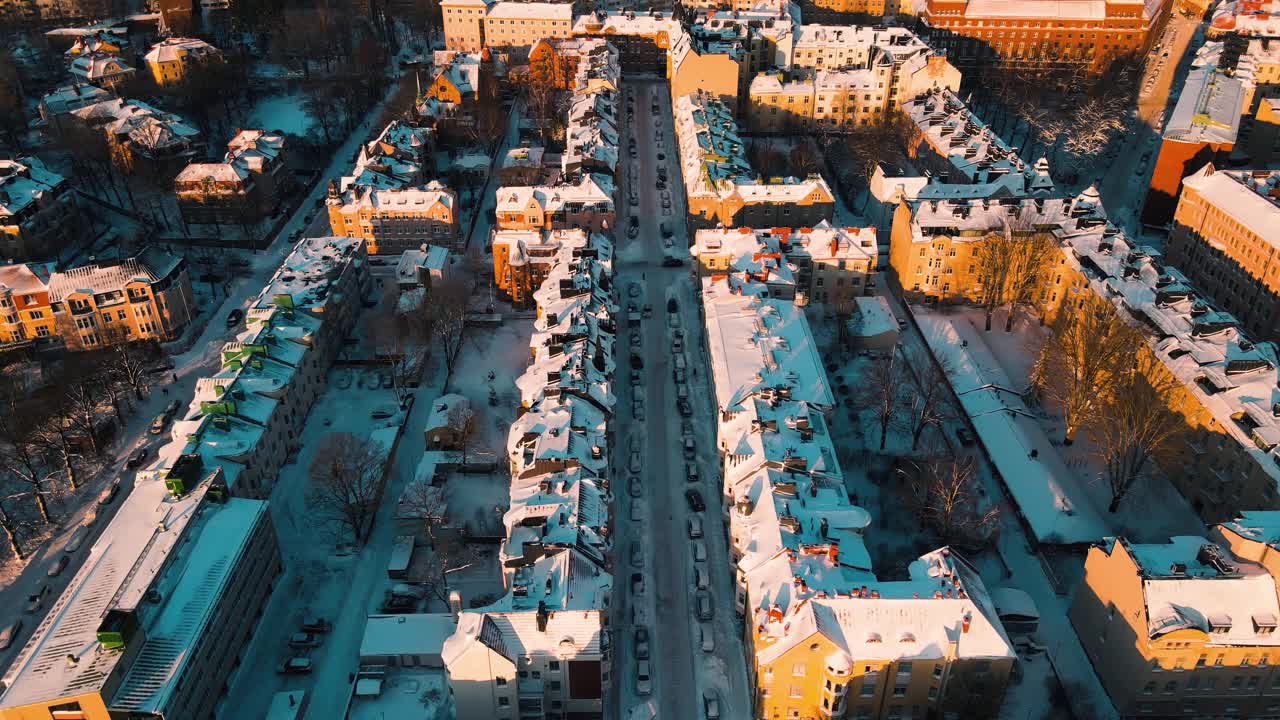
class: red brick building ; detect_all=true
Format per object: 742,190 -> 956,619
921,0 -> 1171,73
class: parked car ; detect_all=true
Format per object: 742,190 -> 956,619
630,502 -> 644,522
633,398 -> 646,421
686,463 -> 699,484
371,409 -> 395,420
667,298 -> 678,313
642,304 -> 653,318
627,283 -> 642,299
704,689 -> 722,719
696,590 -> 714,620
686,489 -> 705,512
694,566 -> 709,590
634,626 -> 650,660
683,436 -> 696,459
0,620 -> 23,650
277,657 -> 314,674
631,572 -> 644,595
678,399 -> 693,417
300,617 -> 332,633
225,308 -> 244,328
98,483 -> 121,505
47,555 -> 70,577
629,450 -> 642,473
288,632 -> 321,648
636,660 -> 653,695
630,543 -> 645,568
24,585 -> 49,614
149,414 -> 169,435
687,516 -> 703,539
662,255 -> 684,267
629,476 -> 643,498
630,353 -> 644,370
700,624 -> 715,653
125,447 -> 150,469
65,525 -> 90,553
164,400 -> 182,418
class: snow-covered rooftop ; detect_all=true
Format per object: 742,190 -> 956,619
46,248 -> 182,303
0,157 -> 69,219
485,1 -> 573,20
255,236 -> 365,314
495,173 -> 614,217
144,37 -> 220,64
360,614 -> 458,662
904,88 -> 1053,189
1180,164 -> 1279,249
1209,0 -> 1280,37
0,472 -> 243,711
1165,67 -> 1243,145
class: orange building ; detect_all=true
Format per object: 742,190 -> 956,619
0,263 -> 54,347
47,249 -> 194,350
921,0 -> 1171,73
491,229 -> 587,307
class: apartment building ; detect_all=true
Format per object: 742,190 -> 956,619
419,51 -> 492,134
70,98 -> 203,182
0,156 -> 82,261
46,248 -> 194,351
788,24 -> 961,106
920,0 -> 1171,73
0,469 -> 281,720
36,83 -> 109,135
668,29 -> 745,111
684,7 -> 797,104
1167,165 -> 1280,343
674,92 -> 835,229
143,37 -> 222,87
903,88 -> 1056,189
1071,534 -> 1280,719
483,2 -> 574,57
692,222 -> 879,303
563,42 -> 621,179
698,272 -> 1015,719
442,0 -> 493,52
327,181 -> 460,254
1144,67 -> 1244,226
573,10 -> 681,74
175,129 -> 290,226
339,120 -> 432,192
0,263 -> 54,346
491,229 -> 582,306
68,51 -> 134,89
494,173 -> 616,232
1046,189 -> 1280,522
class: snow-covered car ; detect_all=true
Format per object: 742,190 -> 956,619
277,657 -> 313,674
694,566 -> 708,590
634,626 -> 650,660
300,617 -> 332,633
686,463 -> 699,484
696,590 -> 713,620
627,283 -> 642,299
631,572 -> 644,595
288,632 -> 321,648
692,539 -> 707,563
0,620 -> 23,650
628,450 -> 642,473
642,304 -> 653,318
24,585 -> 49,614
632,398 -> 645,421
672,337 -> 684,353
678,399 -> 693,417
703,689 -> 721,719
700,624 -> 715,653
673,367 -> 686,384
47,555 -> 69,577
628,476 -> 643,498
687,516 -> 703,539
98,483 -> 121,505
164,400 -> 182,418
683,436 -> 696,459
630,502 -> 644,522
630,543 -> 644,568
630,371 -> 643,387
662,197 -> 671,210
636,660 -> 653,695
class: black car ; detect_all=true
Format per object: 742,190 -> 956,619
678,399 -> 693,417
685,489 -> 706,513
630,353 -> 643,370
656,153 -> 665,161
631,572 -> 644,594
225,308 -> 244,328
662,256 -> 683,267
125,447 -> 149,469
667,298 -> 678,313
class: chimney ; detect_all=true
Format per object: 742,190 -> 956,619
962,612 -> 972,634
767,603 -> 783,623
536,601 -> 549,632
448,590 -> 463,616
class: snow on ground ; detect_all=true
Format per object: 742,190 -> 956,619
249,93 -> 316,137
915,308 -> 1110,545
443,318 -> 533,454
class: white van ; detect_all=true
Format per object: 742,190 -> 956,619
687,516 -> 703,539
692,539 -> 707,562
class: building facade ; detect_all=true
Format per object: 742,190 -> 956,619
920,0 -> 1171,73
442,0 -> 492,52
143,37 -> 222,87
46,248 -> 195,350
494,174 -> 616,233
326,182 -> 461,254
0,157 -> 82,262
483,2 -> 574,56
0,263 -> 54,346
1167,164 -> 1280,343
175,129 -> 290,227
1071,534 -> 1280,719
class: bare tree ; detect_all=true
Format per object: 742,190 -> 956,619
61,372 -> 103,456
447,402 -> 478,464
0,493 -> 26,560
398,476 -> 449,543
973,233 -> 1014,332
905,351 -> 952,452
1091,355 -> 1184,512
749,138 -> 784,177
789,140 -> 821,177
0,391 -> 55,524
1033,291 -> 1136,444
860,350 -> 902,451
906,456 -> 998,546
419,535 -> 483,606
1002,229 -> 1058,331
104,328 -> 152,400
432,277 -> 470,378
308,432 -> 388,543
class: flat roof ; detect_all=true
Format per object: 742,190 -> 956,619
0,476 -> 217,709
360,615 -> 457,662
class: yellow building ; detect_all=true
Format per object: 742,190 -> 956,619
1071,533 -> 1280,719
143,37 -> 221,87
47,249 -> 194,350
482,1 -> 573,55
750,549 -> 1015,720
442,0 -> 491,51
0,263 -> 54,346
326,181 -> 460,254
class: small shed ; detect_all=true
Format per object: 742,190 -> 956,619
425,393 -> 470,450
845,296 -> 900,350
992,586 -> 1040,635
359,614 -> 458,668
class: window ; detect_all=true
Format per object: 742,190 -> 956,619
498,697 -> 510,707
790,685 -> 803,698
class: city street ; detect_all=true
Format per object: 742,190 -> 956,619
610,80 -> 750,720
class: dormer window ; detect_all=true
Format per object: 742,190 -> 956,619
1254,613 -> 1277,635
1209,614 -> 1232,634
